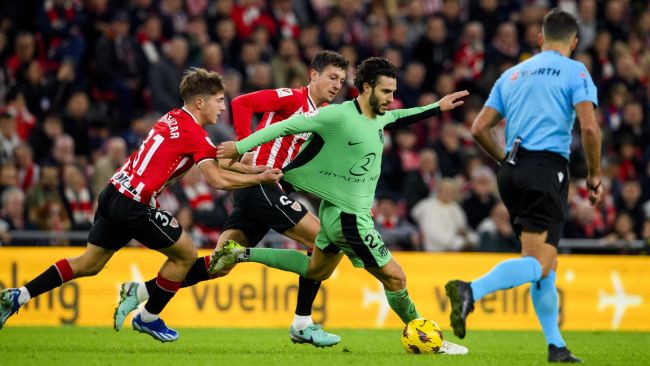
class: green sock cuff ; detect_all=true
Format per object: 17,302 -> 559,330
249,248 -> 309,277
385,287 -> 420,324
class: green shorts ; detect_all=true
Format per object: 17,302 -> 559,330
315,200 -> 392,268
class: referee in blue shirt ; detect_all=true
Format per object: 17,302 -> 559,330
446,9 -> 603,363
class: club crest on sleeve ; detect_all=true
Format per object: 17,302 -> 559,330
276,88 -> 293,98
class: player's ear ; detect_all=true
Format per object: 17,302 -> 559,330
363,82 -> 372,95
571,36 -> 578,51
537,32 -> 543,48
309,69 -> 319,83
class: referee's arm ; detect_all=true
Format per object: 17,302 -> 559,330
471,106 -> 506,164
575,101 -> 603,205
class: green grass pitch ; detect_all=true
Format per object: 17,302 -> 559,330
1,327 -> 648,365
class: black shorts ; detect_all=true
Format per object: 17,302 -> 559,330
88,184 -> 183,251
223,183 -> 309,246
497,150 -> 569,246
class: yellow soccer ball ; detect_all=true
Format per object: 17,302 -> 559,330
401,318 -> 444,354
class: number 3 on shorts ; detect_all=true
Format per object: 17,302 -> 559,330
150,209 -> 173,227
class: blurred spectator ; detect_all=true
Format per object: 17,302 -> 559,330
94,11 -> 144,128
6,31 -> 36,80
213,18 -> 240,67
0,163 -> 19,197
374,194 -> 420,251
413,16 -> 452,91
270,38 -> 308,89
576,0 -> 597,53
62,91 -> 91,160
603,212 -> 638,244
396,62 -> 426,108
61,164 -> 93,230
2,87 -> 37,141
271,0 -> 300,39
201,43 -> 225,74
453,22 -> 485,85
137,15 -> 165,67
14,143 -> 39,193
92,137 -> 127,197
601,0 -> 628,43
476,202 -> 519,253
16,60 -> 58,121
32,200 -> 72,242
411,178 -> 476,251
50,134 -> 76,167
149,37 -> 188,114
230,0 -> 275,40
402,148 -> 440,214
186,16 -> 211,65
0,113 -> 20,163
431,123 -> 464,177
36,0 -> 87,69
159,0 -> 189,39
469,0 -> 502,41
0,187 -> 36,245
461,165 -> 498,230
26,163 -> 64,226
615,180 -> 645,237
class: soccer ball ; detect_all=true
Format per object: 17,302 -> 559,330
401,318 -> 444,354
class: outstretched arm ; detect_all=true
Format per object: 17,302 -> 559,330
198,159 -> 282,189
385,90 -> 469,130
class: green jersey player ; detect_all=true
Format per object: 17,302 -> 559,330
214,57 -> 468,353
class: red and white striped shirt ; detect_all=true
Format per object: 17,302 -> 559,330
231,86 -> 318,169
109,108 -> 216,207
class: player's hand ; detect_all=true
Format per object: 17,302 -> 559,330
259,168 -> 283,184
217,141 -> 240,160
586,176 -> 603,206
439,90 -> 470,111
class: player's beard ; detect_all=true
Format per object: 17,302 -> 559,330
369,89 -> 386,116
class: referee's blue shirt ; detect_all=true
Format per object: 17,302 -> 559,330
485,50 -> 598,160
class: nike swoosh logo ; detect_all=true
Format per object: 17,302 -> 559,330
347,141 -> 363,146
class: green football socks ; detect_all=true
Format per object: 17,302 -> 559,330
248,248 -> 309,278
385,288 -> 420,323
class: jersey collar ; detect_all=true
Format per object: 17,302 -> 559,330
305,85 -> 317,111
353,98 -> 363,114
181,107 -> 199,125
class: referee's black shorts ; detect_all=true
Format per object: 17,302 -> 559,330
222,183 -> 309,246
497,149 -> 569,246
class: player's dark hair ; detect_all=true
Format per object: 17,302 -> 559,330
354,57 -> 398,92
542,8 -> 579,42
310,50 -> 349,73
180,67 -> 225,103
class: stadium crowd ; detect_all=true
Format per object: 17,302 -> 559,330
0,0 -> 648,252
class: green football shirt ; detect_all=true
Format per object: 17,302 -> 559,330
236,99 -> 439,213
